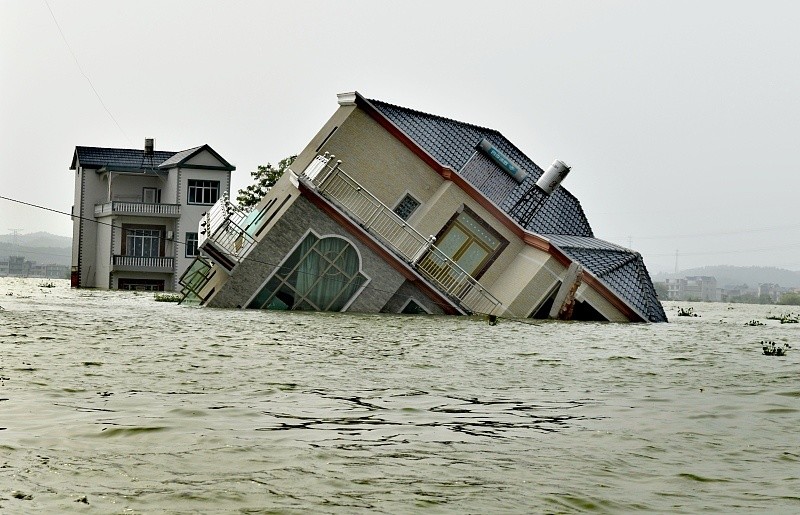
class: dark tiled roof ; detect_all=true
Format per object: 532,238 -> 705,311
158,145 -> 202,168
367,96 -> 665,322
546,235 -> 668,323
369,98 -> 593,236
71,146 -> 176,171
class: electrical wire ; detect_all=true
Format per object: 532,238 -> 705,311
0,194 -> 509,320
42,0 -> 131,145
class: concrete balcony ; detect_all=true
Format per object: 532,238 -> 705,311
112,255 -> 174,273
198,195 -> 256,273
95,201 -> 181,218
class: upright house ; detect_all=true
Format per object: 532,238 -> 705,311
184,93 -> 666,322
70,140 -> 235,291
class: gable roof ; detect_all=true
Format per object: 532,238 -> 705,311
158,144 -> 236,171
368,98 -> 593,237
71,144 -> 235,172
71,146 -> 176,171
543,235 -> 667,322
358,93 -> 666,322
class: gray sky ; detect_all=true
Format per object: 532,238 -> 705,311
2,0 -> 798,273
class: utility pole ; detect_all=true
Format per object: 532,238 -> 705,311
8,228 -> 22,247
674,249 -> 679,274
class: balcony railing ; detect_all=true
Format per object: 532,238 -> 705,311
95,201 -> 180,217
299,154 -> 503,316
112,255 -> 174,271
198,194 -> 256,272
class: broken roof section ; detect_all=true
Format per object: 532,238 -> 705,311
366,96 -> 667,322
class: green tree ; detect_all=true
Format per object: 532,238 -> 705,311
778,292 -> 800,306
236,155 -> 296,209
653,282 -> 668,299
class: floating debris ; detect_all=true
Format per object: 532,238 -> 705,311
744,320 -> 765,326
766,312 -> 799,323
154,292 -> 183,303
677,306 -> 700,317
38,281 -> 56,288
761,340 -> 791,356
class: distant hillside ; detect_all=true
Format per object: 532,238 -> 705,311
0,232 -> 71,266
0,231 -> 71,248
654,266 -> 800,288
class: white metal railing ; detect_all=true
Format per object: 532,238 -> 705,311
198,194 -> 256,268
300,154 -> 502,316
112,255 -> 174,269
94,201 -> 180,217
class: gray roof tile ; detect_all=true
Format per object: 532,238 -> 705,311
546,235 -> 668,322
369,99 -> 593,236
71,146 -> 176,171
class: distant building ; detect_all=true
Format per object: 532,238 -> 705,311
0,256 -> 68,278
69,139 -> 234,291
665,275 -> 719,301
758,283 -> 782,302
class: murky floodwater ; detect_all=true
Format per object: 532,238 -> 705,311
1,277 -> 798,513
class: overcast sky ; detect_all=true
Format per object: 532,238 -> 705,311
2,0 -> 798,273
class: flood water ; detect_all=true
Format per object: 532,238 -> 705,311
1,277 -> 798,513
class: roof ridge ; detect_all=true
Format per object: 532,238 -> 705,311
75,145 -> 178,154
368,98 -> 503,137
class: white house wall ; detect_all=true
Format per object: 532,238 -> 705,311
175,167 -> 231,290
76,168 -> 107,287
95,219 -> 112,288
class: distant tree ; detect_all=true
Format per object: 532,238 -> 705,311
236,155 -> 297,209
778,292 -> 800,306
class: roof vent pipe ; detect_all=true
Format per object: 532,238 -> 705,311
144,138 -> 154,155
535,159 -> 571,195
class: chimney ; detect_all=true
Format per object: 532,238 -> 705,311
144,138 -> 154,155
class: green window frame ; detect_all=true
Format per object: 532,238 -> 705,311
247,232 -> 368,311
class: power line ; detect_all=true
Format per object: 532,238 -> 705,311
0,194 -> 501,319
608,222 -> 800,242
42,0 -> 131,145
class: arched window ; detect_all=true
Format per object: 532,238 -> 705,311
247,233 -> 367,311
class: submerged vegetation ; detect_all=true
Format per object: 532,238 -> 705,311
761,340 -> 791,356
154,292 -> 183,303
766,312 -> 799,324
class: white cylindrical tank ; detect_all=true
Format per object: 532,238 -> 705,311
536,159 -> 571,195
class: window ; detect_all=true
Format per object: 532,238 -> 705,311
393,193 -> 421,221
425,207 -> 507,278
142,187 -> 160,203
247,233 -> 367,312
118,278 -> 164,291
185,232 -> 199,257
125,228 -> 162,257
188,180 -> 220,205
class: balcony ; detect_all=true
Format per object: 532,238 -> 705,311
95,201 -> 181,218
299,153 -> 503,316
198,194 -> 256,273
112,255 -> 174,273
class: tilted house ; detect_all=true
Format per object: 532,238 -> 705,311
70,140 -> 235,291
182,92 -> 666,322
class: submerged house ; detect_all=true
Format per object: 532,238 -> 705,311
181,92 -> 666,322
70,140 -> 235,291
